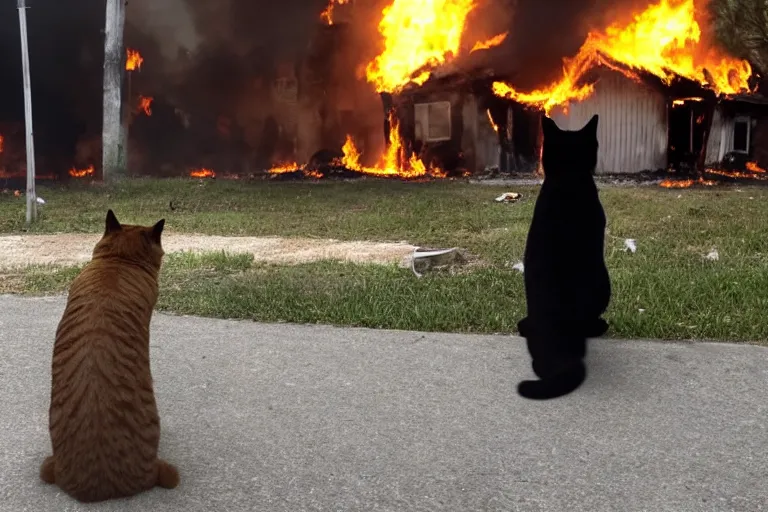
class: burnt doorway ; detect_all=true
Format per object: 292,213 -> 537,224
508,104 -> 539,173
668,98 -> 708,173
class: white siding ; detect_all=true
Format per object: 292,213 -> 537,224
705,108 -> 735,165
549,69 -> 668,174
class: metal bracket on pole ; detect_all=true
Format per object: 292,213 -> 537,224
17,0 -> 37,225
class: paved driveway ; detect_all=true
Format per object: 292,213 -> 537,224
1,295 -> 766,511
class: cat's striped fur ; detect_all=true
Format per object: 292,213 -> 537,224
40,210 -> 178,502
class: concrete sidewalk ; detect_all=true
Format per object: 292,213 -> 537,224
0,295 -> 766,511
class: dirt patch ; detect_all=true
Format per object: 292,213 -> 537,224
0,234 -> 418,269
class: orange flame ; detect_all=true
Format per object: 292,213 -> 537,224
493,0 -> 752,114
320,0 -> 349,25
268,162 -> 305,174
659,177 -> 716,188
268,115 -> 446,179
706,167 -> 768,180
745,161 -> 767,173
660,178 -> 694,188
126,49 -> 144,71
138,96 -> 153,116
486,109 -> 499,133
69,165 -> 95,178
0,134 -> 4,154
340,135 -> 362,169
189,168 -> 216,178
470,32 -> 509,53
342,113 -> 446,178
365,0 -> 477,93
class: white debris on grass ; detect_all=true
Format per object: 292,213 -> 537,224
494,192 -> 522,203
624,239 -> 637,253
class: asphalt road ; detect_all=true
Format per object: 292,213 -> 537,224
0,295 -> 766,512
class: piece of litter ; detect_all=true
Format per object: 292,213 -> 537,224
512,262 -> 525,273
624,239 -> 637,253
638,309 -> 646,313
705,249 -> 719,261
36,197 -> 46,205
411,247 -> 459,278
495,192 -> 522,203
677,194 -> 682,199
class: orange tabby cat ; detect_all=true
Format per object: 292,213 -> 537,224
40,209 -> 179,502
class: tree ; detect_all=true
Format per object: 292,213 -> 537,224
709,0 -> 768,74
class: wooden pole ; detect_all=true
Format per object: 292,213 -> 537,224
122,71 -> 131,172
17,0 -> 36,224
102,0 -> 126,182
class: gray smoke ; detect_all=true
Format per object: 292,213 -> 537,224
127,0 -> 201,62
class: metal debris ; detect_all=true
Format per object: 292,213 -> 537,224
411,247 -> 460,278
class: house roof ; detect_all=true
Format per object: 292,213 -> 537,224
721,93 -> 768,105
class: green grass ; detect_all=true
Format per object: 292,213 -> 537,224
2,178 -> 768,342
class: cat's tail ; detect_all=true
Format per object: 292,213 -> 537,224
518,360 -> 586,400
155,459 -> 180,489
40,455 -> 56,484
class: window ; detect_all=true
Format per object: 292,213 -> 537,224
414,101 -> 452,142
733,116 -> 751,153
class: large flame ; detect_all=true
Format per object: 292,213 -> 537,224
344,113 -> 445,178
365,0 -> 477,93
493,0 -> 752,114
126,49 -> 144,71
321,0 -> 349,25
268,114 -> 446,179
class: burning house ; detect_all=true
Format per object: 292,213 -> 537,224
492,0 -> 768,183
0,0 -> 764,184
542,66 -> 768,176
377,62 -> 540,177
275,0 -> 767,182
269,0 -> 519,180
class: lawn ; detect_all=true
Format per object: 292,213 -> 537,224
1,178 -> 767,342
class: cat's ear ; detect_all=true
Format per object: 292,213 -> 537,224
151,219 -> 165,244
105,209 -> 122,234
541,116 -> 558,138
583,114 -> 599,138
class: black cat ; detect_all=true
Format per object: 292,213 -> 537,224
517,114 -> 611,400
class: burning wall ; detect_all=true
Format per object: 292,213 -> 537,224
548,68 -> 669,174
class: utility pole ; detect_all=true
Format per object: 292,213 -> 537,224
102,0 -> 126,183
17,0 -> 36,224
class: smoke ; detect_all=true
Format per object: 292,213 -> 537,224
127,0 -> 201,62
494,0 -> 648,89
